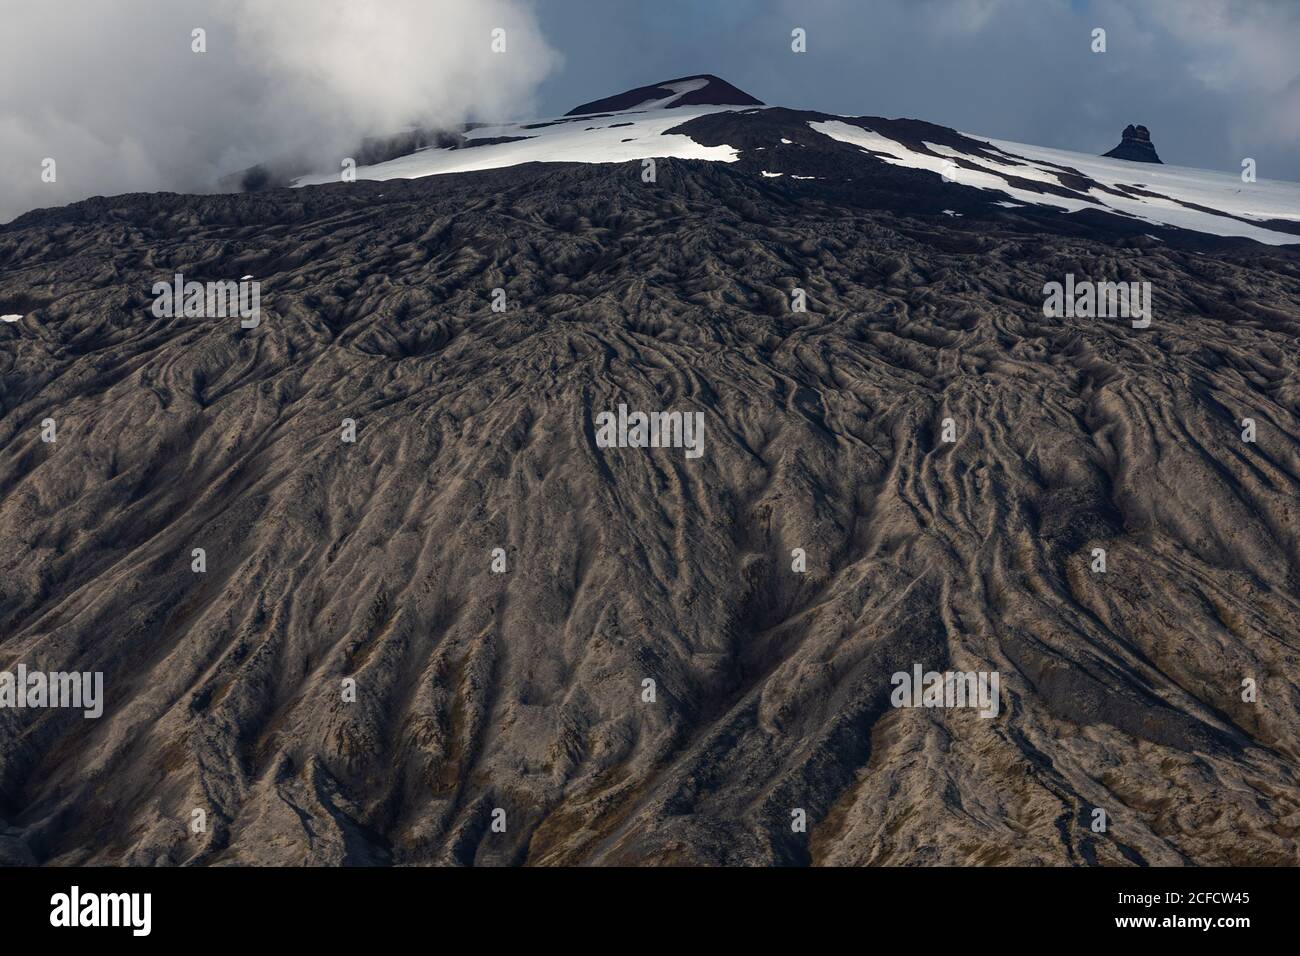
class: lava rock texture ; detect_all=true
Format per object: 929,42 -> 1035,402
1,143 -> 1299,866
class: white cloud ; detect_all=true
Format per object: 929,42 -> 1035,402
0,0 -> 561,223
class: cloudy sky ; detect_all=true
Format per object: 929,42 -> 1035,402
2,0 -> 1298,222
531,0 -> 1300,179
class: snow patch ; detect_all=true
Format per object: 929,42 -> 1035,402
979,135 -> 1300,224
629,78 -> 710,110
810,119 -> 1300,245
294,106 -> 742,186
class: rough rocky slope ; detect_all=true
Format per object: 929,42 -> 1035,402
1,125 -> 1299,866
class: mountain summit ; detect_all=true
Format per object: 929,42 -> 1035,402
1102,124 -> 1162,163
564,74 -> 764,115
287,78 -> 1299,246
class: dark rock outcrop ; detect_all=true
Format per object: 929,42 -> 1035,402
1103,124 -> 1162,163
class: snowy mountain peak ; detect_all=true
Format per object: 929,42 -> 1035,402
563,74 -> 763,116
283,78 -> 1298,247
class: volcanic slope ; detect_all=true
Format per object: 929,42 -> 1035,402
2,148 -> 1300,866
290,96 -> 1300,247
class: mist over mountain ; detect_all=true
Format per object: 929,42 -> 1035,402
0,0 -> 561,224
